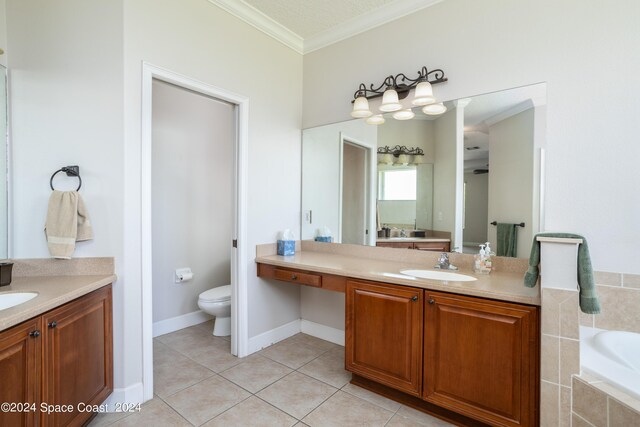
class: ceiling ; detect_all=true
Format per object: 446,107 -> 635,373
207,0 -> 444,54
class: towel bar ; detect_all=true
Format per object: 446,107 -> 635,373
490,221 -> 525,227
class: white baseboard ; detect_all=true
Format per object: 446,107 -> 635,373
248,319 -> 301,354
153,310 -> 213,337
301,319 -> 345,346
103,382 -> 144,409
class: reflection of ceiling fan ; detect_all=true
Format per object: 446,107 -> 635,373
473,167 -> 489,174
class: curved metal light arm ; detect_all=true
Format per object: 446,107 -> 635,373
353,66 -> 448,101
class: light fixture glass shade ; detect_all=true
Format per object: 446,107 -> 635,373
377,153 -> 393,165
392,109 -> 415,121
379,88 -> 402,112
366,114 -> 385,125
351,96 -> 373,118
412,155 -> 425,165
394,154 -> 409,166
422,102 -> 447,115
412,81 -> 436,106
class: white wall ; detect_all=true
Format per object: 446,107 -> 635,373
341,142 -> 366,245
303,0 -> 640,274
432,109 -> 458,241
464,172 -> 488,244
487,108 -> 534,258
151,80 -> 233,323
6,0 -> 303,400
6,0 -> 126,388
301,119 -> 376,240
0,0 -> 6,67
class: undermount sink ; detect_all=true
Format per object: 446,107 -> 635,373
0,292 -> 38,311
400,269 -> 477,282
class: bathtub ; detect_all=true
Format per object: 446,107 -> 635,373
580,326 -> 640,400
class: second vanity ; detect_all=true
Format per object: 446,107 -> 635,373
257,242 -> 539,427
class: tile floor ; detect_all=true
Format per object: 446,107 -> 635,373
90,321 -> 453,426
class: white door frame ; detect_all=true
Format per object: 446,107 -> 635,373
140,63 -> 249,402
338,133 -> 377,246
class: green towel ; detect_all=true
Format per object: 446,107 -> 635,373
524,233 -> 601,314
497,223 -> 518,257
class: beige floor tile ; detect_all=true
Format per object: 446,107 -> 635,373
154,347 -> 215,398
289,334 -> 342,352
109,399 -> 190,427
302,391 -> 394,426
298,349 -> 351,388
257,372 -> 337,419
341,383 -> 401,413
395,405 -> 454,426
202,396 -> 297,427
164,375 -> 251,425
261,340 -> 327,369
195,319 -> 215,333
220,355 -> 292,393
87,410 -> 131,427
386,413 -> 454,426
186,344 -> 244,373
156,326 -> 229,357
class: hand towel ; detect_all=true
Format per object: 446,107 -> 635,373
496,223 -> 518,257
524,232 -> 600,314
44,190 -> 93,259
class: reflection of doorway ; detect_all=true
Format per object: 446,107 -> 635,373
341,142 -> 367,244
338,134 -> 376,246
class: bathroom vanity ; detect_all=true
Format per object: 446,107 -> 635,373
376,237 -> 451,252
0,264 -> 115,427
257,243 -> 540,427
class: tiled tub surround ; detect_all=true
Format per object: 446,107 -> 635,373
541,270 -> 640,426
0,257 -> 116,331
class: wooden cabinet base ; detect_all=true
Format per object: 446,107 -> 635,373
351,375 -> 490,427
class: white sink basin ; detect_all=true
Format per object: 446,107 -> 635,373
0,292 -> 38,311
400,270 -> 477,282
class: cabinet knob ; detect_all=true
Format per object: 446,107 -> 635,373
48,321 -> 57,328
29,330 -> 41,338
428,299 -> 435,305
411,296 -> 418,302
291,274 -> 298,280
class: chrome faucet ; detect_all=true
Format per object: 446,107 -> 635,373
436,252 -> 450,269
400,229 -> 407,238
435,252 -> 458,270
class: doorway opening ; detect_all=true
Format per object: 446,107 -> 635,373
140,63 -> 249,402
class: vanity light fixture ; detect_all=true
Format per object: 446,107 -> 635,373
377,145 -> 425,166
351,66 -> 448,123
366,114 -> 385,125
422,102 -> 447,115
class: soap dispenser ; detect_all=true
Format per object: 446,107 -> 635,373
474,244 -> 486,274
483,242 -> 493,274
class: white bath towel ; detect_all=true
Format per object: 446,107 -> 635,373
44,190 -> 93,259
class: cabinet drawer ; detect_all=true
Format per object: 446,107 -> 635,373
376,242 -> 414,249
273,268 -> 322,287
414,242 -> 450,252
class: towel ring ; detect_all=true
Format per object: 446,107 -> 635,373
50,166 -> 82,191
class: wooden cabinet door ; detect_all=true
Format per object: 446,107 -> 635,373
424,291 -> 539,427
346,280 -> 423,396
42,286 -> 113,427
0,318 -> 41,427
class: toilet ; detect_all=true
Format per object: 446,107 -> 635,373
197,285 -> 231,336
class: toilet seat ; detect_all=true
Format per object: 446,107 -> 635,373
199,285 -> 231,303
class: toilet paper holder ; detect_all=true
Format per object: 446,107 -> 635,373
175,268 -> 193,283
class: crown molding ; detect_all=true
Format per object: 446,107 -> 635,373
207,0 -> 304,54
303,0 -> 444,54
484,99 -> 536,127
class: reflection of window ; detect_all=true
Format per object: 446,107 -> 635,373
378,169 -> 417,200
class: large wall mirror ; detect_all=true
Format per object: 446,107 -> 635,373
0,65 -> 7,258
301,83 -> 546,258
